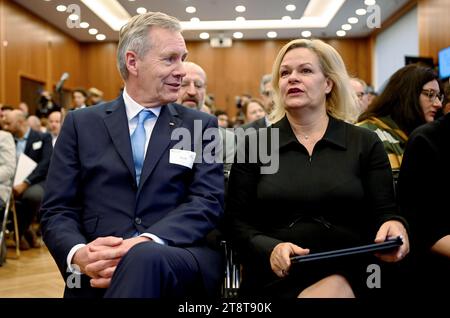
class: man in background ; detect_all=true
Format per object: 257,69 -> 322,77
3,110 -> 52,250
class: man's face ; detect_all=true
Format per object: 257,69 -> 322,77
177,63 -> 206,109
132,27 -> 188,106
48,112 -> 62,136
3,110 -> 22,136
261,81 -> 274,112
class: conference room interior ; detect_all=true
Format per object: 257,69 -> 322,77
0,0 -> 449,299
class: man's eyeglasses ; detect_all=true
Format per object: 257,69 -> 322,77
422,89 -> 444,104
262,91 -> 273,97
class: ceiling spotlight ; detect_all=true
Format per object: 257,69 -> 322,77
80,22 -> 89,28
199,32 -> 210,40
56,5 -> 67,12
96,34 -> 106,41
364,0 -> 376,5
88,28 -> 98,35
186,6 -> 196,14
235,5 -> 246,13
235,16 -> 246,22
233,32 -> 243,39
341,24 -> 352,31
336,30 -> 346,37
190,17 -> 200,23
136,7 -> 147,14
282,16 -> 292,21
285,4 -> 296,12
267,31 -> 277,38
356,9 -> 367,15
348,17 -> 359,24
301,30 -> 312,37
68,14 -> 79,21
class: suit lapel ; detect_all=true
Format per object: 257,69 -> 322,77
24,130 -> 37,155
137,104 -> 181,194
103,97 -> 136,182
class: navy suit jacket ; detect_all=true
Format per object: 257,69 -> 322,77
41,96 -> 224,297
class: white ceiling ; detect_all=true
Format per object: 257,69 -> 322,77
13,0 -> 411,42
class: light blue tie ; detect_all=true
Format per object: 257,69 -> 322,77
131,110 -> 154,184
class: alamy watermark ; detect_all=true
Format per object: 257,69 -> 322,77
170,121 -> 280,174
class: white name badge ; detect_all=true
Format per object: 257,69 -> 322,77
169,149 -> 196,169
32,141 -> 42,150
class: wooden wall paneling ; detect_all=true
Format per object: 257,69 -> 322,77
0,0 -> 5,103
50,33 -> 81,92
418,0 -> 450,64
80,42 -> 124,102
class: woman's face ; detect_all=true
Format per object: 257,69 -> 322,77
246,102 -> 266,122
73,92 -> 86,107
420,79 -> 442,122
278,47 -> 332,112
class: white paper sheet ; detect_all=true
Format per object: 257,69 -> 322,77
13,153 -> 37,186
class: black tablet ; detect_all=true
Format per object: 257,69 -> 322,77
290,236 -> 403,264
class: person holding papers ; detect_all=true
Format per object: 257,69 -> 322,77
2,109 -> 52,250
226,39 -> 409,298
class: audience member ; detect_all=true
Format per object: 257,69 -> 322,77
71,88 -> 88,110
87,87 -> 104,106
41,12 -> 224,298
399,112 -> 450,295
215,110 -> 229,128
350,77 -> 369,114
27,115 -> 45,133
2,110 -> 52,250
47,111 -> 62,147
260,73 -> 275,113
240,98 -> 267,129
357,64 -> 443,170
227,38 -> 409,298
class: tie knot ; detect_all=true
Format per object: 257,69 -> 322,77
137,110 -> 154,124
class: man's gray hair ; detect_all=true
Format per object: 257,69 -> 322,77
117,12 -> 181,80
260,74 -> 272,94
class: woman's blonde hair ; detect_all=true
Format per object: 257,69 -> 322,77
269,39 -> 359,123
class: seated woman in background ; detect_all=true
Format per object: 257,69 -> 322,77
357,64 -> 443,171
398,111 -> 450,295
241,98 -> 267,125
226,38 -> 409,298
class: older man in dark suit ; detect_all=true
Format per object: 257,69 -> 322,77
41,12 -> 224,298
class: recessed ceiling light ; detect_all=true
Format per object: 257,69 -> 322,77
68,14 -> 79,21
301,30 -> 312,37
88,28 -> 98,35
356,8 -> 367,15
186,6 -> 196,14
43,0 -> 51,2
136,7 -> 147,14
267,31 -> 277,38
235,5 -> 246,13
128,0 -> 135,1
96,34 -> 106,41
336,30 -> 346,37
199,32 -> 209,39
341,24 -> 352,31
285,4 -> 296,12
80,22 -> 89,29
364,0 -> 376,5
235,16 -> 245,22
233,32 -> 243,39
348,17 -> 359,24
282,16 -> 292,21
81,0 -> 130,32
56,5 -> 67,12
190,17 -> 200,23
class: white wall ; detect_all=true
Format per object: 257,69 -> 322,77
374,6 -> 418,92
